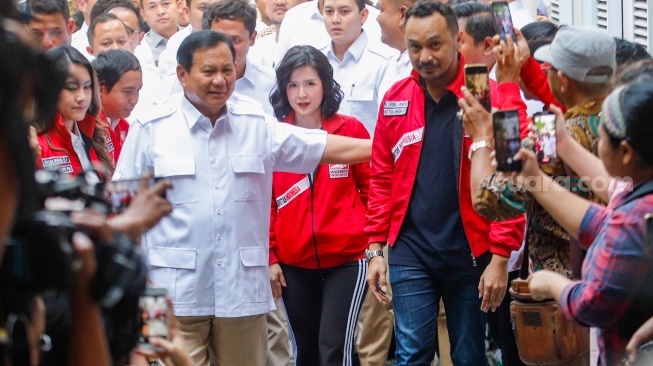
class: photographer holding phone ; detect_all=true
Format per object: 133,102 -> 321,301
509,80 -> 653,366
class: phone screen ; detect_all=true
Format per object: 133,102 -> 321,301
464,64 -> 491,112
493,110 -> 522,172
138,288 -> 169,348
534,113 -> 557,165
491,1 -> 516,42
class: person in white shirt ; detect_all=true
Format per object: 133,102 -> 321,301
249,0 -> 305,69
71,0 -> 99,59
157,0 -> 220,80
86,13 -> 132,56
202,0 -> 275,115
320,0 -> 392,137
277,0 -> 390,57
375,0 -> 415,97
114,30 -> 371,366
141,0 -> 182,65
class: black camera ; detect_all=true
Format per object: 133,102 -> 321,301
2,170 -> 147,307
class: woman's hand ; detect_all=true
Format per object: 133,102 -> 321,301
269,263 -> 286,299
458,86 -> 493,141
626,316 -> 653,365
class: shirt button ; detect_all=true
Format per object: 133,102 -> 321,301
216,235 -> 222,241
213,183 -> 219,189
217,260 -> 223,266
210,157 -> 216,164
216,208 -> 222,215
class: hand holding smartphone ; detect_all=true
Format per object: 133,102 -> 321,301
464,64 -> 492,112
138,287 -> 170,352
491,1 -> 516,42
493,110 -> 522,172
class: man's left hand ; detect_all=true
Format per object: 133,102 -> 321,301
478,254 -> 509,312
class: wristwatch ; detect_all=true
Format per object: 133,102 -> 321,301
365,249 -> 384,263
468,139 -> 493,159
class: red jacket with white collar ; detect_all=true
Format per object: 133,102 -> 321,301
98,111 -> 130,163
36,113 -> 101,175
269,112 -> 370,269
365,55 -> 525,259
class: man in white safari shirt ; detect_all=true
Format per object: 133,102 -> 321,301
114,30 -> 372,366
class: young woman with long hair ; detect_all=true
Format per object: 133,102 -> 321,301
268,45 -> 370,366
33,46 -> 114,180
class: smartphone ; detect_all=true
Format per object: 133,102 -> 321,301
464,64 -> 492,112
491,1 -> 516,42
138,287 -> 169,351
533,112 -> 557,165
105,177 -> 166,214
493,110 -> 522,172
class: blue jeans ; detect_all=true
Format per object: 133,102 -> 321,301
389,265 -> 488,366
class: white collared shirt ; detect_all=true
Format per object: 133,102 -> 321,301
114,92 -> 327,318
69,122 -> 100,185
135,41 -> 156,69
71,22 -> 94,61
235,58 -> 276,115
144,29 -> 172,65
249,33 -> 281,69
158,26 -> 193,79
321,31 -> 392,136
277,1 -> 392,58
379,50 -> 412,100
160,56 -> 276,116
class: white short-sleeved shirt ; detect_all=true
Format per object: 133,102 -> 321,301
277,1 -> 391,58
114,92 -> 327,317
320,31 -> 392,136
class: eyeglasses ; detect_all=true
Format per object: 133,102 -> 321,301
125,26 -> 142,38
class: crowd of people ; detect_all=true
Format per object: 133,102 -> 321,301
1,0 -> 653,365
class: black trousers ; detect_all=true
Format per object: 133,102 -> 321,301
280,259 -> 368,366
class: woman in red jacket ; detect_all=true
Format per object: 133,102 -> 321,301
32,46 -> 114,180
268,45 -> 370,366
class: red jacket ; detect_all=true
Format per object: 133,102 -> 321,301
98,111 -> 130,163
365,56 -> 525,259
269,112 -> 371,269
520,56 -> 566,113
37,113 -> 101,175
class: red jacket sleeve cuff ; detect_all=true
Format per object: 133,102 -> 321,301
269,251 -> 278,264
367,235 -> 388,246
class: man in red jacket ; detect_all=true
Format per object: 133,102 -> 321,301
364,1 -> 524,365
92,48 -> 142,162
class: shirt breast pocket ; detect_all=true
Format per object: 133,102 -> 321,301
154,157 -> 198,204
230,154 -> 265,202
349,86 -> 376,119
